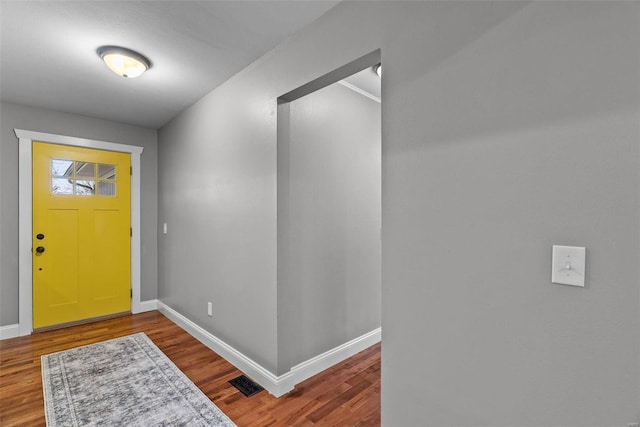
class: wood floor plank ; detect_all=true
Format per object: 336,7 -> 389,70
0,311 -> 380,426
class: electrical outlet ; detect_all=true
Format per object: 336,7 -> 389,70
207,302 -> 213,317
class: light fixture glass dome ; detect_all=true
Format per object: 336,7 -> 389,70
97,46 -> 151,78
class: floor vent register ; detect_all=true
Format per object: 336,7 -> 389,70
229,375 -> 264,397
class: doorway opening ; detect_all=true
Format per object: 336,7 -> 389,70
276,50 -> 382,378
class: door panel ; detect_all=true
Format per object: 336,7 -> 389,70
44,209 -> 80,307
33,142 -> 131,329
92,209 -> 127,300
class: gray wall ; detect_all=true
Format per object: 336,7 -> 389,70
279,82 -> 381,371
0,102 -> 158,325
158,1 -> 639,424
157,77 -> 280,373
379,2 -> 640,425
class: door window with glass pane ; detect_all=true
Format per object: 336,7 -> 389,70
51,159 -> 116,196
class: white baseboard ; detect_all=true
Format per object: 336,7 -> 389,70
289,327 -> 381,383
138,299 -> 159,313
157,301 -> 381,398
0,324 -> 20,340
157,301 -> 289,396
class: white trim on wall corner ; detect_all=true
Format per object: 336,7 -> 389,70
157,301 -> 291,396
15,129 -> 144,336
157,301 -> 381,398
0,324 -> 20,340
139,300 -> 159,312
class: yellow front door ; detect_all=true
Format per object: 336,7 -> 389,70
32,142 -> 131,329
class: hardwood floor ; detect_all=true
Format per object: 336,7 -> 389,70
0,311 -> 380,426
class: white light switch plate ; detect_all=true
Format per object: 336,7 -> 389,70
552,245 -> 586,287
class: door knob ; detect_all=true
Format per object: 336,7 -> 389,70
36,246 -> 45,254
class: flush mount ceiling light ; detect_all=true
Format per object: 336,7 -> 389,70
97,46 -> 151,78
374,64 -> 382,77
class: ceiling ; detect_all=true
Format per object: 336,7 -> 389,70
0,1 -> 340,129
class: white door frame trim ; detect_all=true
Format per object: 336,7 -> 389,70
15,129 -> 144,336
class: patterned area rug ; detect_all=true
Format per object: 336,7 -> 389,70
41,332 -> 236,427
